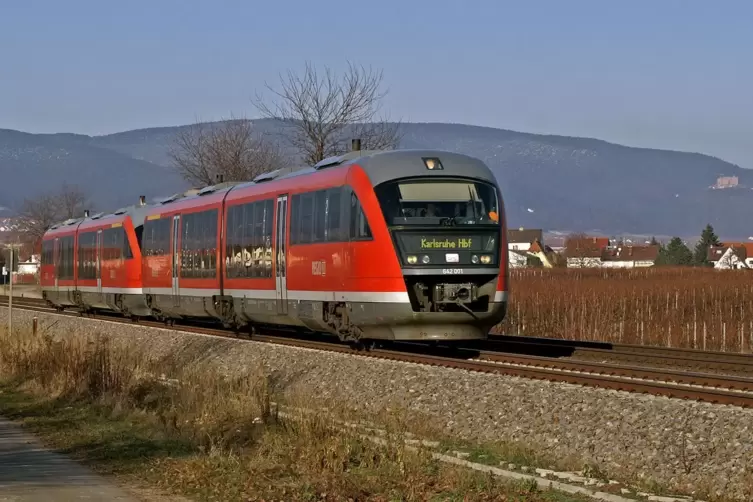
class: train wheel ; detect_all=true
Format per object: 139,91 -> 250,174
349,340 -> 375,352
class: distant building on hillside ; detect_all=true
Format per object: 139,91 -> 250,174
711,175 -> 740,190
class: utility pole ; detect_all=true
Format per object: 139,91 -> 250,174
6,242 -> 21,337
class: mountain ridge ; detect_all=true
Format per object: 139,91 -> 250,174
1,119 -> 750,239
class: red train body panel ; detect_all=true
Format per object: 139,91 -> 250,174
41,148 -> 509,342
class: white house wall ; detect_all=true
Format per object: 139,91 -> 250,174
566,257 -> 603,268
508,251 -> 528,268
508,243 -> 532,252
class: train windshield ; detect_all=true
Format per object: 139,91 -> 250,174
374,179 -> 500,226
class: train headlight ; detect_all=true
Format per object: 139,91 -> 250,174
422,157 -> 444,170
421,255 -> 431,264
471,255 -> 480,264
480,255 -> 491,264
406,255 -> 418,264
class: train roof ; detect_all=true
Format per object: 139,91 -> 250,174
311,149 -> 499,187
142,148 -> 499,214
44,196 -> 154,237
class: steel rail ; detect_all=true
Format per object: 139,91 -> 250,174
484,334 -> 753,374
2,296 -> 753,408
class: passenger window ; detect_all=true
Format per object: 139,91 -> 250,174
350,192 -> 372,240
313,190 -> 327,242
299,193 -> 314,244
327,188 -> 342,241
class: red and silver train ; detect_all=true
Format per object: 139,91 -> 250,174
41,147 -> 509,342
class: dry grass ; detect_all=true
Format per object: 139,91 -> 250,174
498,267 -> 753,351
0,326 -> 591,502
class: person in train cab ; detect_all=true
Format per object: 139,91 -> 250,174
425,203 -> 442,218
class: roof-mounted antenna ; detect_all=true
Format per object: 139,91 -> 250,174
84,209 -> 90,218
139,195 -> 146,206
351,138 -> 361,152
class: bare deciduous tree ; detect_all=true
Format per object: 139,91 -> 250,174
168,116 -> 287,187
254,62 -> 402,165
16,183 -> 89,244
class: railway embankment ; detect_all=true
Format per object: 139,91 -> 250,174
1,308 -> 751,501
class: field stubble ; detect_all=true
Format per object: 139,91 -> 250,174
498,267 -> 753,352
0,322 -> 592,501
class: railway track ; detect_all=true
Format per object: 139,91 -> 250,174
485,333 -> 753,376
3,295 -> 753,408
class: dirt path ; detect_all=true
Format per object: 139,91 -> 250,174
0,417 -> 137,501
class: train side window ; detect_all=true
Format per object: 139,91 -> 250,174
196,212 -> 204,277
263,199 -> 273,277
196,212 -> 205,278
350,192 -> 372,240
250,201 -> 263,277
142,223 -> 152,257
195,212 -> 203,277
58,235 -> 74,280
134,225 -> 144,251
123,228 -> 134,259
68,236 -> 75,278
57,238 -> 63,278
234,204 -> 245,278
199,211 -> 209,278
144,217 -> 170,257
225,206 -> 237,278
289,195 -> 300,245
161,218 -> 171,256
180,213 -> 192,278
313,190 -> 327,242
57,238 -> 64,279
42,240 -> 52,265
243,203 -> 255,278
102,227 -> 123,262
326,187 -> 342,241
144,219 -> 155,256
299,193 -> 314,244
207,208 -> 218,278
77,231 -> 96,280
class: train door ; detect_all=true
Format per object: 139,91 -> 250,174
53,237 -> 60,293
96,230 -> 103,297
171,215 -> 181,307
274,195 -> 289,314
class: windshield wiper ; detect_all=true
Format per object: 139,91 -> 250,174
441,215 -> 473,226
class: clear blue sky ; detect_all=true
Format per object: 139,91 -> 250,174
1,0 -> 751,167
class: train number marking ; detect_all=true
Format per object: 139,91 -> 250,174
312,260 -> 326,276
442,268 -> 464,274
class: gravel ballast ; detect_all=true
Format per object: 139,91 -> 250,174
2,308 -> 752,500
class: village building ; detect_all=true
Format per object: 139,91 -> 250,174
507,228 -> 543,252
601,245 -> 661,268
708,243 -> 753,269
563,235 -> 610,268
506,228 -> 559,268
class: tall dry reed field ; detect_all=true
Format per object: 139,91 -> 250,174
497,267 -> 753,352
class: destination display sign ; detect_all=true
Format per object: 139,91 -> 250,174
397,233 -> 497,252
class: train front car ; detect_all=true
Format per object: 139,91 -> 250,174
348,150 -> 508,341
